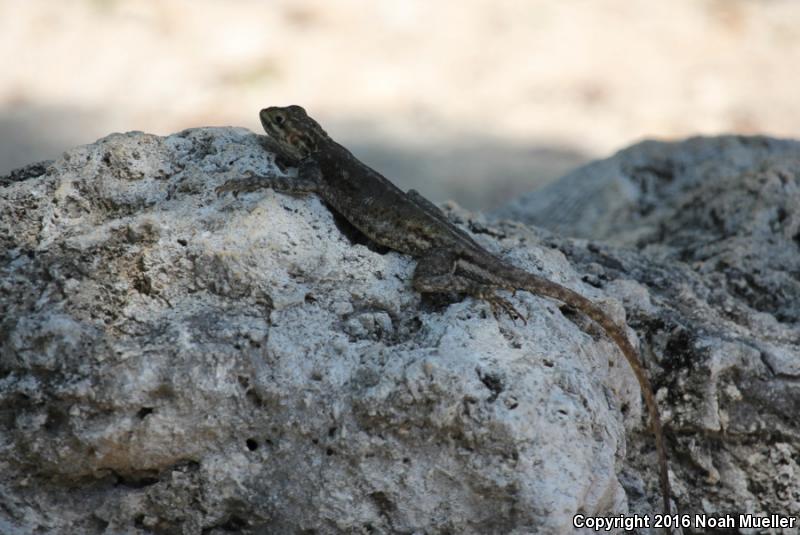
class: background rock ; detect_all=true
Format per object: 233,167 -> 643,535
497,135 -> 800,529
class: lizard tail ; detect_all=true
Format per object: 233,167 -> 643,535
510,268 -> 671,516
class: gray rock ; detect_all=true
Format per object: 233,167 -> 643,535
496,135 -> 800,245
1,129 -> 641,534
497,135 -> 800,529
3,129 -> 798,533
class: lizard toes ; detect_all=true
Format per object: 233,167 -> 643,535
486,295 -> 526,324
215,182 -> 236,198
214,183 -> 228,197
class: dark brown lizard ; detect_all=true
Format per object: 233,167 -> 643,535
217,105 -> 672,518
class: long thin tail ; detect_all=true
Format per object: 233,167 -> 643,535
511,268 -> 671,515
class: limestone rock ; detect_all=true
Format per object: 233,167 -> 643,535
5,129 -> 797,533
1,129 -> 637,534
497,135 -> 800,527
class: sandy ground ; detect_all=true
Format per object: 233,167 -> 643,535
2,0 -> 799,209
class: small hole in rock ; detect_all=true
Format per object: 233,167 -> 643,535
246,438 -> 259,451
245,389 -> 264,407
136,407 -> 154,419
221,515 -> 247,531
326,448 -> 335,456
177,238 -> 188,246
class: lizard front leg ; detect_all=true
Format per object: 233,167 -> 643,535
412,249 -> 525,322
216,159 -> 323,197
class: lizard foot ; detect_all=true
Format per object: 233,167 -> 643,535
215,172 -> 262,198
485,294 -> 527,325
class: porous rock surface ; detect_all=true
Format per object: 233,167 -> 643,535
1,128 -> 641,534
2,130 -> 799,534
498,136 -> 800,529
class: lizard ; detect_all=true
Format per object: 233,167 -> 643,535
216,104 -> 672,519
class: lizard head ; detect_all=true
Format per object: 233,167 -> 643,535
260,105 -> 328,159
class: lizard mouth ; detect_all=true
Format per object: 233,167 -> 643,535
259,109 -> 271,129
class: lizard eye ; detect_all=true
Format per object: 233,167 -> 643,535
273,114 -> 285,126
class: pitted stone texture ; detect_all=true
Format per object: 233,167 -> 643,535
0,129 -> 635,534
497,135 -> 800,528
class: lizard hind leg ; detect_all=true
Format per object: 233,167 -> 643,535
484,292 -> 526,324
412,250 -> 526,323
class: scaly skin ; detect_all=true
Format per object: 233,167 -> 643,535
217,105 -> 672,521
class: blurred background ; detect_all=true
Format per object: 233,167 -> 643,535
2,0 -> 799,210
